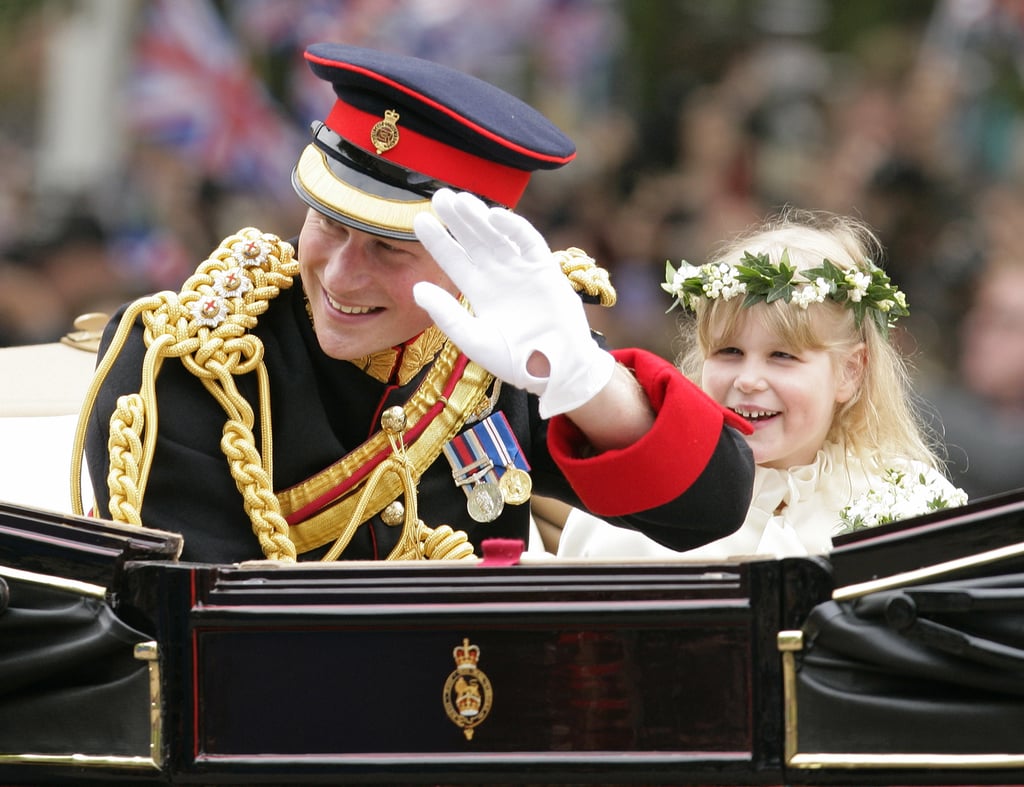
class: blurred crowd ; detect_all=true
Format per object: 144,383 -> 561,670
2,0 -> 1024,499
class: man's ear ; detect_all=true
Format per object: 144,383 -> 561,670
836,342 -> 867,403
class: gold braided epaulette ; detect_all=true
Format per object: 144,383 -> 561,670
553,247 -> 617,307
72,228 -> 303,561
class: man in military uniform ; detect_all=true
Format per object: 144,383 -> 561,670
81,43 -> 754,563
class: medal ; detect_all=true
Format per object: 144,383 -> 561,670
467,482 -> 504,522
480,412 -> 532,505
499,468 -> 532,505
443,411 -> 532,521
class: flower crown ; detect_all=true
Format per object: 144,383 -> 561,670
661,249 -> 909,335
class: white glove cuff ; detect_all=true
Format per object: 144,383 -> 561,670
537,346 -> 617,419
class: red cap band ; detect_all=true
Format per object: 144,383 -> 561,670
326,101 -> 531,207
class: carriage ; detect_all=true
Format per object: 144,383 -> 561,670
2,339 -> 1023,786
2,489 -> 1023,786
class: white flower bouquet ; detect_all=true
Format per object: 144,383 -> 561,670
836,468 -> 968,535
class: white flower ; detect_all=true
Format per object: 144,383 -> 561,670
701,263 -> 745,301
835,468 -> 968,535
791,287 -> 815,309
674,263 -> 701,284
844,271 -> 872,302
792,278 -> 830,308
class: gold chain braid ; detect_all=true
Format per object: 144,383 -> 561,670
220,417 -> 296,561
105,392 -> 145,525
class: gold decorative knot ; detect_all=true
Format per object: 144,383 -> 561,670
553,247 -> 617,307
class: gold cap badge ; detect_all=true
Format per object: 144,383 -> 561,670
370,109 -> 400,154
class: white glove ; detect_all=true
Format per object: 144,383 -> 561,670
413,189 -> 616,418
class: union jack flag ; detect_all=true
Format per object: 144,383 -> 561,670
126,0 -> 303,198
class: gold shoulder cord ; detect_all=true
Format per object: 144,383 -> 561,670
69,233 -> 615,563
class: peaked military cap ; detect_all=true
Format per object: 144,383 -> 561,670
292,43 -> 576,240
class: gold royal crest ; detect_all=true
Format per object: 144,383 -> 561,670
370,109 -> 400,154
442,638 -> 493,740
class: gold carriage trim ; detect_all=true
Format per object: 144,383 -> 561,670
778,629 -> 1024,769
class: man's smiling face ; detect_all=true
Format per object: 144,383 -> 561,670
298,208 -> 458,359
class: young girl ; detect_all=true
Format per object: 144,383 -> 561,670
555,209 -> 967,560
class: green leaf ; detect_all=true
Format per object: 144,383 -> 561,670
766,281 -> 793,303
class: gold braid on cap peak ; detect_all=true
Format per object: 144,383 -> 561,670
69,227 -> 482,563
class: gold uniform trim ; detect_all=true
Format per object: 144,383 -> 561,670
349,324 -> 448,385
280,340 -> 493,554
295,145 -> 433,235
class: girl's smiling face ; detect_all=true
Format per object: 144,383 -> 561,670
700,306 -> 864,469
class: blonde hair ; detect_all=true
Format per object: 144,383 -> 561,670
677,208 -> 942,470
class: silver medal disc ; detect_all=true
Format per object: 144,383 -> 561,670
467,481 -> 505,523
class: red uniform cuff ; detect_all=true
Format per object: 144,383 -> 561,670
547,348 -> 751,516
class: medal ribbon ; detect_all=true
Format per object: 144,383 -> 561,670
444,429 -> 498,497
481,412 -> 530,473
443,412 -> 529,496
